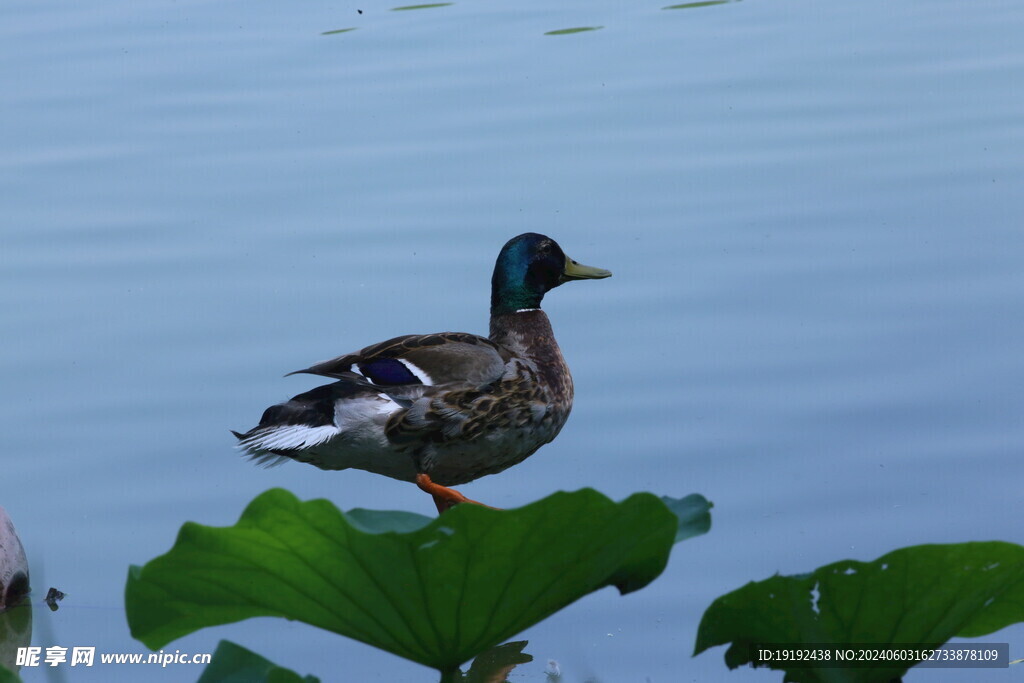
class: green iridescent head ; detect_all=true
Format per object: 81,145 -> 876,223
490,233 -> 611,315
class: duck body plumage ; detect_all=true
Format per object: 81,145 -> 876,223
234,233 -> 609,487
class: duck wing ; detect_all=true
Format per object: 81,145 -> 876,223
288,332 -> 511,388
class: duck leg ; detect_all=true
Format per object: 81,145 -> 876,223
415,473 -> 498,513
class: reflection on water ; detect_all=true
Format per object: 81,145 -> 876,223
392,3 -> 454,10
321,0 -> 741,38
663,0 -> 740,9
544,27 -> 605,36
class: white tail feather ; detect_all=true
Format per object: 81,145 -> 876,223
238,424 -> 340,453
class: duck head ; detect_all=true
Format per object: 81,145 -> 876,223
491,233 -> 611,315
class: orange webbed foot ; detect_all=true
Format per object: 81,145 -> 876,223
415,473 -> 500,513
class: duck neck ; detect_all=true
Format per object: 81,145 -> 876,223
489,309 -> 562,362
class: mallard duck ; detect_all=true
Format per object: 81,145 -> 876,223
234,233 -> 611,511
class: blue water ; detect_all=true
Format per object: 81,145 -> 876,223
3,0 -> 1024,680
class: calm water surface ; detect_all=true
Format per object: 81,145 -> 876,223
3,0 -> 1024,680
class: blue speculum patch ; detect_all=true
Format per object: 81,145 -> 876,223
358,358 -> 421,385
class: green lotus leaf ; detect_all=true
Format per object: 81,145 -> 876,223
0,603 -> 30,683
0,665 -> 20,683
461,641 -> 531,682
661,494 -> 712,543
197,640 -> 318,683
341,507 -> 432,534
695,541 -> 1024,682
127,488 -> 708,674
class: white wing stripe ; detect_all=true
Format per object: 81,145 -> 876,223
398,358 -> 433,386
